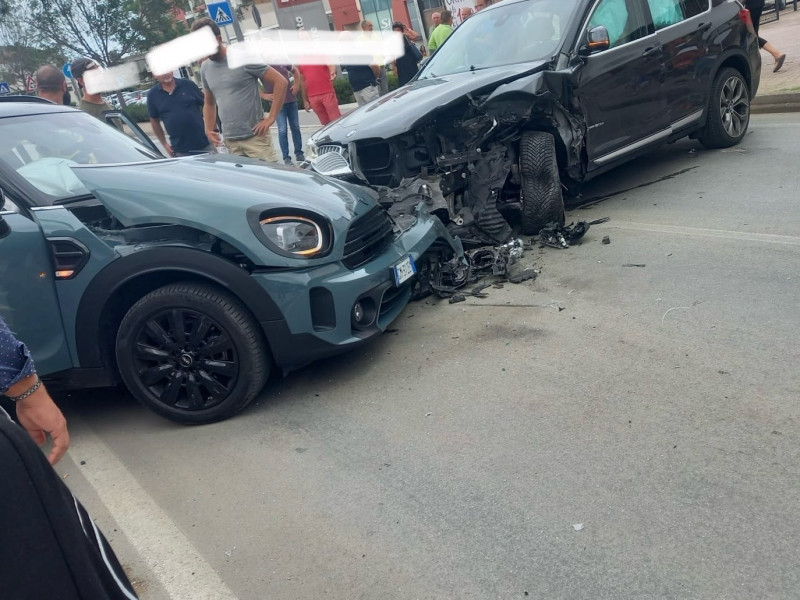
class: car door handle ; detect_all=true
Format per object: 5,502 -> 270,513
697,21 -> 712,32
642,46 -> 661,58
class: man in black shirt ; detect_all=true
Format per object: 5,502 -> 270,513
147,73 -> 216,157
345,63 -> 380,106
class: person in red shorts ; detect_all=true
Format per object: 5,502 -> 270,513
298,63 -> 341,125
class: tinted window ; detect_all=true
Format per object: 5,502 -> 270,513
647,0 -> 709,30
418,0 -> 578,79
0,111 -> 159,203
588,0 -> 649,49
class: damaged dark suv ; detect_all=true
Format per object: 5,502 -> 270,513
309,0 -> 761,241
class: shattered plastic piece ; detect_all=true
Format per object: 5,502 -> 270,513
602,236 -> 611,244
573,523 -> 584,531
623,264 -> 646,268
471,282 -> 492,295
508,269 -> 538,284
449,294 -> 466,304
539,217 -> 610,249
425,412 -> 433,417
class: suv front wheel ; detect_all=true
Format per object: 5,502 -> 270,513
698,67 -> 751,149
519,131 -> 565,235
116,283 -> 270,424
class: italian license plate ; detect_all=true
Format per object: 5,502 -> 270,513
392,255 -> 416,287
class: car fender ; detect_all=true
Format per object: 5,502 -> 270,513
74,246 -> 284,369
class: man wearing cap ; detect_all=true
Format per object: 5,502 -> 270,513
70,58 -> 113,121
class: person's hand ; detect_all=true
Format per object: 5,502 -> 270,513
164,142 -> 174,157
16,388 -> 70,466
291,83 -> 299,95
329,69 -> 337,81
260,92 -> 274,101
305,104 -> 311,112
206,129 -> 221,145
253,116 -> 275,136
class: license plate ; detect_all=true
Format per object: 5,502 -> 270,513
392,255 -> 416,287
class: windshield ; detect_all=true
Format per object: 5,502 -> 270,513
0,110 -> 159,204
419,0 -> 577,79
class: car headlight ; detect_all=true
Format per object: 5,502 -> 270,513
306,139 -> 319,160
260,216 -> 324,256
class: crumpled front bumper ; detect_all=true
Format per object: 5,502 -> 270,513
251,203 -> 462,370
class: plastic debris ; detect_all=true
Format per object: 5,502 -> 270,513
602,236 -> 611,244
449,294 -> 466,304
508,269 -> 538,284
573,523 -> 584,531
539,217 -> 610,249
623,264 -> 646,268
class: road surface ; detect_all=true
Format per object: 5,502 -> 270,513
57,113 -> 800,600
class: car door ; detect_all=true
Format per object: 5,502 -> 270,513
576,0 -> 671,169
645,0 -> 712,129
0,191 -> 73,376
103,110 -> 165,157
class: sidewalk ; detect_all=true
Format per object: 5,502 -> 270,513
753,8 -> 800,100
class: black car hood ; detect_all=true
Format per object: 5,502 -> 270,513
312,61 -> 550,144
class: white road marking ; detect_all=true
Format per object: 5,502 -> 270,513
609,222 -> 800,246
67,415 -> 237,600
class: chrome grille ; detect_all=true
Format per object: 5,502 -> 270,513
311,145 -> 351,176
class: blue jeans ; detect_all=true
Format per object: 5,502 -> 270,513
276,101 -> 303,161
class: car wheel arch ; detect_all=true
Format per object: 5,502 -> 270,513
709,51 -> 752,101
74,247 -> 281,372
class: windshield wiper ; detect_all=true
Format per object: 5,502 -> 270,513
55,193 -> 96,206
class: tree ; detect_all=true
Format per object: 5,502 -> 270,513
0,7 -> 65,91
30,0 -> 187,67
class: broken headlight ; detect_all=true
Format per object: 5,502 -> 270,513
305,139 -> 319,160
260,216 -> 325,256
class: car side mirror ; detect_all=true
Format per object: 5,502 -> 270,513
580,25 -> 611,56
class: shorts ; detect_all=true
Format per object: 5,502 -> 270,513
354,85 -> 380,107
224,135 -> 278,162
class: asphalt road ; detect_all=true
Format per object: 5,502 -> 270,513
56,113 -> 800,600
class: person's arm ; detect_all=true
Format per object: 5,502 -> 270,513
370,64 -> 381,78
329,65 -> 337,81
202,89 -> 221,145
392,61 -> 398,78
404,27 -> 420,40
0,321 -> 69,465
290,66 -> 302,96
149,118 -> 173,157
254,67 -> 287,135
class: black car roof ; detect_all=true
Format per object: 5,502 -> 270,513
0,99 -> 76,119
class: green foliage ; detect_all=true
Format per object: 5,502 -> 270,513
124,102 -> 149,123
333,76 -> 355,105
30,0 -> 186,67
0,11 -> 65,91
387,72 -> 399,92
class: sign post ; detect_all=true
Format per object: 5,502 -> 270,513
0,82 -> 10,95
207,0 -> 244,42
26,75 -> 37,93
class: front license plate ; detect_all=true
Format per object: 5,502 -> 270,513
393,255 -> 416,287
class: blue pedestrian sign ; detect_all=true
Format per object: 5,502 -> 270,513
63,63 -> 72,79
0,82 -> 10,95
207,1 -> 234,26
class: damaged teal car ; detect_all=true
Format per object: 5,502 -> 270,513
0,98 -> 461,423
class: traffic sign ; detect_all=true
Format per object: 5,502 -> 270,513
63,63 -> 72,78
0,82 -> 10,94
207,1 -> 234,26
26,75 -> 37,92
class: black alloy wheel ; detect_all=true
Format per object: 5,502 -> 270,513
133,309 -> 238,411
116,283 -> 269,424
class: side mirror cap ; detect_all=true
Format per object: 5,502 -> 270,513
579,25 -> 611,56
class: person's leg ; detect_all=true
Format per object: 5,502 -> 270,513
355,85 -> 379,106
285,102 -> 304,160
276,105 -> 290,162
322,91 -> 342,120
224,139 -> 245,157
234,135 -> 279,162
750,6 -> 786,67
310,94 -> 330,125
354,88 -> 367,106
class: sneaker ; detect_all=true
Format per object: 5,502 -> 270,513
296,153 -> 306,163
283,157 -> 293,166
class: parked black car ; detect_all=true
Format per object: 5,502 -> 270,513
309,0 -> 761,240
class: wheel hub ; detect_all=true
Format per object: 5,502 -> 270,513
178,353 -> 194,368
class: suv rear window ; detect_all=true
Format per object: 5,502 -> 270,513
0,110 -> 158,203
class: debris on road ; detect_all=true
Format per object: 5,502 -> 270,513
623,264 -> 646,268
573,523 -> 584,531
449,294 -> 466,304
539,217 -> 610,249
508,269 -> 538,284
602,236 -> 611,244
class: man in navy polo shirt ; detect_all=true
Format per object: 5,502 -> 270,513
147,72 -> 216,157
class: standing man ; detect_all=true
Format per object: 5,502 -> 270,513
474,0 -> 490,11
359,20 -> 388,96
34,65 -> 67,105
428,12 -> 441,38
345,62 -> 380,106
298,62 -> 340,126
70,57 -> 113,120
459,7 -> 473,22
190,18 -> 287,161
147,72 -> 215,157
260,65 -> 305,166
427,10 -> 453,53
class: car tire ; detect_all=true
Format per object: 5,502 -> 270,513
116,283 -> 269,425
519,131 -> 565,235
698,67 -> 751,149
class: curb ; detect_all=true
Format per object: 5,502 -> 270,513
752,92 -> 800,114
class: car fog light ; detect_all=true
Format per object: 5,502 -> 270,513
353,301 -> 365,324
